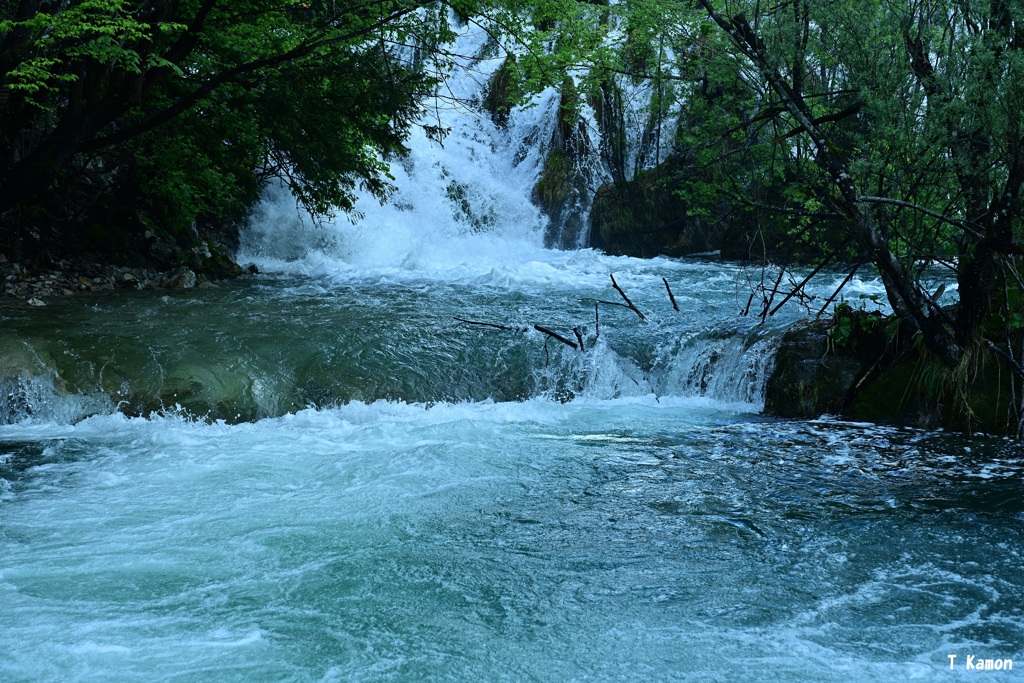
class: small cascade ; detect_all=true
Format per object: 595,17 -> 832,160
0,16 -> 805,426
0,374 -> 112,425
237,20 -> 560,279
531,320 -> 783,408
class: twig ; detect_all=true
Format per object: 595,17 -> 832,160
453,317 -> 527,332
663,277 -> 680,312
742,289 -> 756,316
581,298 -> 632,310
534,325 -> 579,350
573,327 -> 585,352
761,265 -> 787,321
768,241 -> 848,316
815,259 -> 865,318
610,274 -> 645,320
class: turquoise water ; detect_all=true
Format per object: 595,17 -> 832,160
0,262 -> 1021,682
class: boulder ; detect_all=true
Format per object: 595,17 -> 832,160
163,267 -> 197,290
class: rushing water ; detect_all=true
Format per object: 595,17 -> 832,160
1,21 -> 1022,683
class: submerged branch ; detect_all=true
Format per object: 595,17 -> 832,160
453,317 -> 527,332
534,325 -> 579,350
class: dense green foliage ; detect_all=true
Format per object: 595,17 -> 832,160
0,0 -> 1021,428
0,0 -> 461,265
684,0 -> 1024,428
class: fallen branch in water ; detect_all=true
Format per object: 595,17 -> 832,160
453,317 -> 582,354
534,324 -> 579,350
582,297 -> 631,310
663,277 -> 679,312
453,317 -> 528,333
610,274 -> 645,320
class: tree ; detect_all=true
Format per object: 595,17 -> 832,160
0,0 -> 457,263
687,1 -> 1023,366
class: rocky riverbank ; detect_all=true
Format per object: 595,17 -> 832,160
763,309 -> 1022,436
0,256 -> 254,305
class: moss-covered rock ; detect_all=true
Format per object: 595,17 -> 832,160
533,79 -> 593,248
764,308 -> 1023,435
482,57 -> 516,127
588,163 -> 721,258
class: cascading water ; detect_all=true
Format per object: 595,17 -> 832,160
230,20 -> 784,415
1,17 -> 1021,683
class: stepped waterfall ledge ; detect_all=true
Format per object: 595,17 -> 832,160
1,4 -> 1024,683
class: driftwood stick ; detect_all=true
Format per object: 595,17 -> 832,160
582,297 -> 631,310
662,277 -> 680,312
573,327 -> 585,352
534,325 -> 579,350
742,289 -> 756,316
594,302 -> 600,338
610,274 -> 645,320
815,259 -> 865,318
453,317 -> 527,332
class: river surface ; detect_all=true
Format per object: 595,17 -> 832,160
1,255 -> 1021,682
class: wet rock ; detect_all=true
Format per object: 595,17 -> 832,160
26,297 -> 46,307
589,165 -> 722,258
763,311 -> 1019,434
116,271 -> 139,289
163,267 -> 197,289
763,319 -> 863,418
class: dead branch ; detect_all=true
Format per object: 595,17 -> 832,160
573,327 -> 585,352
815,259 -> 866,318
768,240 -> 850,316
453,317 -> 528,332
663,277 -> 680,312
610,274 -> 645,320
985,339 -> 1024,382
761,265 -> 788,321
534,325 -> 579,350
581,297 -> 632,310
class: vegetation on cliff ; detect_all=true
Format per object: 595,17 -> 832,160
2,0 -> 1022,431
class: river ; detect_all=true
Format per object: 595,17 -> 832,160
1,22 -> 1022,682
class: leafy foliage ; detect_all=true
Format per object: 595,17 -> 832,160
0,0 -> 450,261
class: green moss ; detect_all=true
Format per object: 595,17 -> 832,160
534,148 -> 573,209
482,57 -> 516,126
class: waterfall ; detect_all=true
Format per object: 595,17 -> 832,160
237,19 -> 560,280
0,20 -> 802,427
